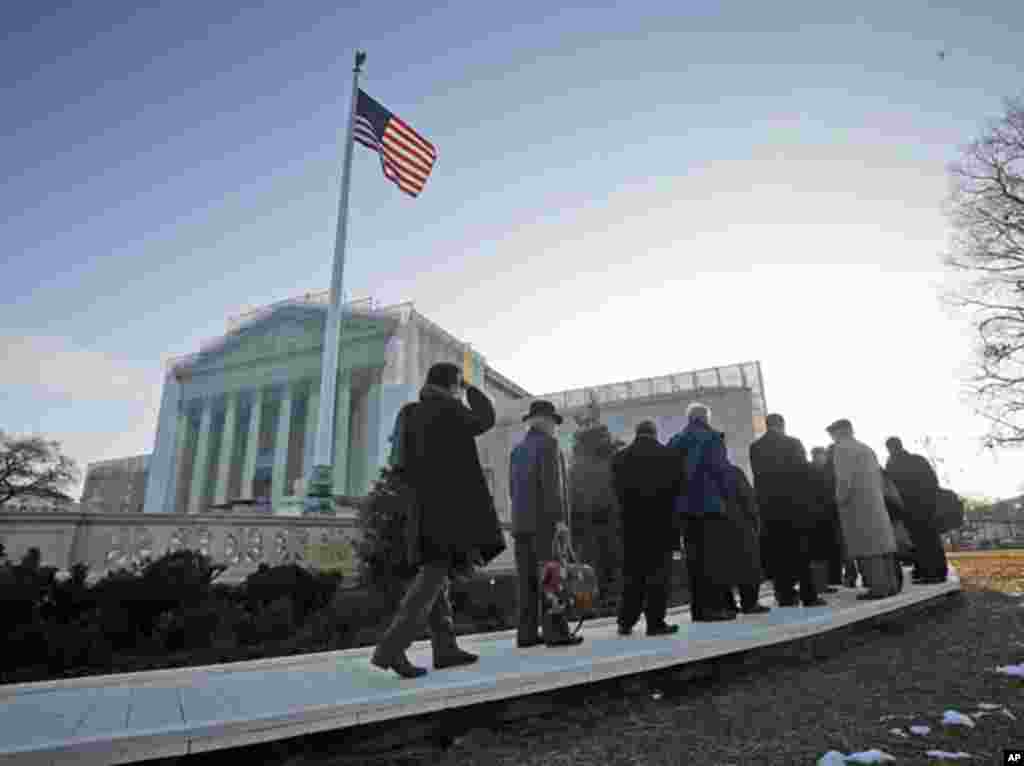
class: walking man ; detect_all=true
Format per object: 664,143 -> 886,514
371,363 -> 506,678
828,419 -> 899,600
510,400 -> 584,648
884,437 -> 949,584
611,420 -> 684,637
749,414 -> 826,608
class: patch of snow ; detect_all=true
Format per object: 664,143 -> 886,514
818,750 -> 897,764
975,702 -> 1001,710
926,751 -> 972,760
909,725 -> 931,735
941,710 -> 976,728
817,751 -> 847,766
995,663 -> 1024,677
1001,708 -> 1018,720
887,728 -> 907,737
845,749 -> 897,763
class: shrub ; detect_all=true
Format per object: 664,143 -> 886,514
354,465 -> 418,590
250,597 -> 296,643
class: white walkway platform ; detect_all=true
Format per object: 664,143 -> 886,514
0,570 -> 960,766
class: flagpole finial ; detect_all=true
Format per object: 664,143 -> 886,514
354,50 -> 366,72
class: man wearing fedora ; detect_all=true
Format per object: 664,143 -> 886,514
510,400 -> 584,648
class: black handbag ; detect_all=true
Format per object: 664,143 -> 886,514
935,488 -> 965,534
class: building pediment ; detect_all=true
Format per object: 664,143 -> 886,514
180,305 -> 399,376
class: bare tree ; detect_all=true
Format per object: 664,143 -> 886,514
0,431 -> 80,507
944,97 -> 1024,449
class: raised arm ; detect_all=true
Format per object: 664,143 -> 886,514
452,385 -> 496,437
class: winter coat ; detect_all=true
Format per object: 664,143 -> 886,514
748,430 -> 818,529
509,426 -> 569,561
708,464 -> 763,587
400,384 -> 506,569
667,420 -> 730,518
831,436 -> 897,558
884,449 -> 940,527
610,434 -> 684,557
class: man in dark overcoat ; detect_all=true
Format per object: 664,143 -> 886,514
371,363 -> 506,678
509,400 -> 583,648
810,446 -> 843,590
749,413 -> 826,608
611,420 -> 685,636
721,438 -> 771,614
884,436 -> 948,584
667,403 -> 736,622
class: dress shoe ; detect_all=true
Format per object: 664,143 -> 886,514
823,586 -> 839,594
516,635 -> 544,648
433,648 -> 478,670
646,623 -> 679,637
776,600 -> 798,608
741,604 -> 771,614
617,624 -> 633,636
802,598 -> 828,608
913,576 -> 947,585
545,634 -> 584,647
370,651 -> 428,679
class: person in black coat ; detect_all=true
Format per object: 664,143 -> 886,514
720,441 -> 771,614
611,420 -> 685,636
810,447 -> 843,590
884,437 -> 949,583
371,362 -> 506,679
749,413 -> 826,608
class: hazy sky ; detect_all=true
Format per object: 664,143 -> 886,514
3,1 -> 1024,499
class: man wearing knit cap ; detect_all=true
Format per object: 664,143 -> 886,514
611,420 -> 685,636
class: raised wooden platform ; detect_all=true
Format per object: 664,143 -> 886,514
0,569 -> 961,766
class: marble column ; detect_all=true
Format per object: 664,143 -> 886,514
271,384 -> 294,506
187,401 -> 214,514
171,410 -> 189,514
302,385 -> 320,482
213,392 -> 239,506
240,388 -> 264,500
332,370 -> 352,496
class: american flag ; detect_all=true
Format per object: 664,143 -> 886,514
353,89 -> 437,198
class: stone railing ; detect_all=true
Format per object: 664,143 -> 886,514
0,508 -> 516,582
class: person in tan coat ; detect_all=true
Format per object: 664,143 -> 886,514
826,419 -> 899,600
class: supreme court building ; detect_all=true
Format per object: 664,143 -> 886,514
141,290 -> 768,523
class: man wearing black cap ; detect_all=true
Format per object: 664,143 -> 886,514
371,362 -> 506,678
611,420 -> 684,636
510,400 -> 584,647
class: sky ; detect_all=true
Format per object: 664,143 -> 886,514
3,0 -> 1024,500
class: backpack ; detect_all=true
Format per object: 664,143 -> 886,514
935,488 -> 965,534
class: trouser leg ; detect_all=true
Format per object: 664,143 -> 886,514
796,531 -> 819,604
643,550 -> 673,627
374,563 -> 449,661
739,584 -> 760,610
618,549 -> 646,630
769,524 -> 798,604
514,534 -> 540,644
427,577 -> 457,654
906,519 -> 948,580
858,554 -> 895,595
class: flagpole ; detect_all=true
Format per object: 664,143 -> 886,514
307,49 -> 365,513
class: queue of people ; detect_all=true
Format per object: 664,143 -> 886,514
371,363 -> 949,678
